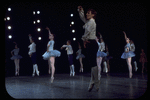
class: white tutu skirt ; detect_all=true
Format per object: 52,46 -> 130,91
76,54 -> 85,59
121,51 -> 135,59
97,51 -> 107,57
10,55 -> 22,60
42,50 -> 61,60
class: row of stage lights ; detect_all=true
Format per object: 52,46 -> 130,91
70,13 -> 76,41
5,8 -> 76,41
4,8 -> 12,39
33,10 -> 42,40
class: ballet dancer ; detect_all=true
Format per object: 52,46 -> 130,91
61,40 -> 75,76
103,45 -> 113,73
95,34 -> 107,80
139,49 -> 147,73
76,43 -> 85,72
121,31 -> 135,78
42,27 -> 61,83
130,40 -> 138,71
77,6 -> 99,92
28,34 -> 40,77
10,42 -> 22,76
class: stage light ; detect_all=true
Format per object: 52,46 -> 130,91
7,17 -> 10,20
37,11 -> 40,14
37,28 -> 41,32
4,18 -> 6,21
33,21 -> 36,24
37,20 -> 40,23
8,35 -> 12,39
8,8 -> 11,11
72,29 -> 75,33
8,26 -> 11,30
71,21 -> 74,25
38,37 -> 42,40
33,11 -> 35,15
73,38 -> 76,41
70,14 -> 73,17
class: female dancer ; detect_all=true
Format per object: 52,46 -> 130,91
61,40 -> 75,76
130,40 -> 138,71
10,42 -> 22,76
139,49 -> 147,73
28,34 -> 40,77
121,31 -> 135,78
42,27 -> 61,83
78,6 -> 99,92
76,43 -> 85,72
95,34 -> 107,80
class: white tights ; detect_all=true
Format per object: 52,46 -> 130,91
126,57 -> 133,78
48,57 -> 55,78
97,57 -> 102,75
14,59 -> 20,75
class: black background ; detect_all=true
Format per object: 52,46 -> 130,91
4,1 -> 147,76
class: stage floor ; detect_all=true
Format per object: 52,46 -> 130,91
5,73 -> 147,99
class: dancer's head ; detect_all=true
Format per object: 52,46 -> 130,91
49,34 -> 54,40
67,40 -> 71,45
86,9 -> 97,20
130,40 -> 134,44
126,38 -> 130,43
141,49 -> 144,52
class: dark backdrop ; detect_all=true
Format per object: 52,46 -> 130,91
4,2 -> 147,76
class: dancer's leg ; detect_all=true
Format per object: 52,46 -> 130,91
16,59 -> 20,75
35,64 -> 39,76
126,57 -> 132,78
50,57 -> 55,83
97,57 -> 102,80
48,59 -> 51,74
14,59 -> 17,75
79,58 -> 83,72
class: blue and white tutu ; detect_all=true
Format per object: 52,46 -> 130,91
97,51 -> 107,57
121,51 -> 135,59
10,55 -> 22,60
42,50 -> 61,60
76,54 -> 85,59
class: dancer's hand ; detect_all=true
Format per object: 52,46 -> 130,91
46,27 -> 49,30
78,6 -> 83,11
28,34 -> 31,37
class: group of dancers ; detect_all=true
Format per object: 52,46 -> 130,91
10,6 -> 147,91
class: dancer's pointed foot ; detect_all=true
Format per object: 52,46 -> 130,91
51,77 -> 54,83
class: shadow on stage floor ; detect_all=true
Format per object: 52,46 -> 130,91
5,72 -> 148,99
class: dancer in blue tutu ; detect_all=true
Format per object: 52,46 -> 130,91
42,27 -> 61,83
121,31 -> 135,78
76,43 -> 85,72
96,33 -> 107,80
10,42 -> 22,76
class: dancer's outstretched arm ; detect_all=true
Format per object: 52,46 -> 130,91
46,27 -> 52,36
123,31 -> 128,40
77,6 -> 86,23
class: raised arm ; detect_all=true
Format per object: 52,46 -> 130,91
77,6 -> 86,23
28,34 -> 32,43
123,31 -> 127,40
46,27 -> 52,36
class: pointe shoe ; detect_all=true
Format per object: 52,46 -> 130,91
51,77 -> 54,83
15,72 -> 18,76
37,71 -> 40,76
88,84 -> 94,92
129,73 -> 133,78
32,74 -> 35,77
73,72 -> 75,76
81,68 -> 83,72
